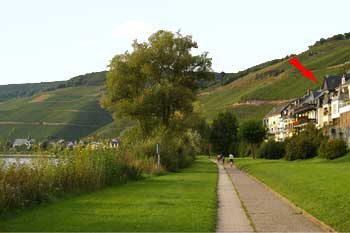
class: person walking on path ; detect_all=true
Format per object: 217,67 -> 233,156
217,154 -> 221,163
221,153 -> 225,164
229,153 -> 234,167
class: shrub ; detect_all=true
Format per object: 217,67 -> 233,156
285,136 -> 317,161
284,124 -> 324,161
161,130 -> 200,170
237,142 -> 251,157
257,140 -> 285,159
134,129 -> 200,171
319,139 -> 347,160
122,123 -> 202,171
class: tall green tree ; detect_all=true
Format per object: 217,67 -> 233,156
102,30 -> 212,134
209,112 -> 238,155
239,120 -> 267,158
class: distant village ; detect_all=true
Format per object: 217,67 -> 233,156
7,138 -> 120,152
264,72 -> 350,144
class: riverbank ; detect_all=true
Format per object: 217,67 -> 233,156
0,156 -> 217,232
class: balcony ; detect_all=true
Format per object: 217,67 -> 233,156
340,99 -> 350,108
293,117 -> 316,128
293,103 -> 317,115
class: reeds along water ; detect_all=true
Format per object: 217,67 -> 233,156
0,147 -> 158,214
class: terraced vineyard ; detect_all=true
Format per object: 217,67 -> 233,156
199,40 -> 350,121
0,86 -> 113,140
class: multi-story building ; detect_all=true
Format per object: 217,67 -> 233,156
291,89 -> 322,133
317,75 -> 342,128
326,73 -> 350,143
263,103 -> 290,141
263,73 -> 350,142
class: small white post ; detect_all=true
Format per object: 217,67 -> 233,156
156,143 -> 160,168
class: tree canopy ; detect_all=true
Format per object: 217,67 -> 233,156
103,30 -> 212,133
239,120 -> 267,158
209,111 -> 238,155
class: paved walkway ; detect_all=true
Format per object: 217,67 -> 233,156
216,163 -> 253,232
225,165 -> 325,232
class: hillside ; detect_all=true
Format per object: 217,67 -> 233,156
199,38 -> 350,121
0,71 -> 107,102
0,71 -> 123,141
0,86 -> 115,141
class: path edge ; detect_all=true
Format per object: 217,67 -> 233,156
224,165 -> 257,232
211,159 -> 256,233
213,160 -> 219,233
235,166 -> 337,233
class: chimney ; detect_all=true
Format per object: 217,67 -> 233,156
305,89 -> 311,96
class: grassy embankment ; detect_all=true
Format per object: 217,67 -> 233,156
235,156 -> 350,232
0,156 -> 217,232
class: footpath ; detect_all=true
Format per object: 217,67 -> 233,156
216,163 -> 253,232
216,162 -> 326,232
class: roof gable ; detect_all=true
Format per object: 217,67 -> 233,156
265,103 -> 289,118
322,75 -> 341,91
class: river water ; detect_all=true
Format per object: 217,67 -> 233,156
0,155 -> 56,167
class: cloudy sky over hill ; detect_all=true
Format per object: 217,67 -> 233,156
1,0 -> 350,85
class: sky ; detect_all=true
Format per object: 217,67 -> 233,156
1,0 -> 350,85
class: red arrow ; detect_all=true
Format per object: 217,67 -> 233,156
289,57 -> 318,83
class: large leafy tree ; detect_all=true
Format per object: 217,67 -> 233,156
209,112 -> 239,156
103,30 -> 212,134
239,120 -> 267,158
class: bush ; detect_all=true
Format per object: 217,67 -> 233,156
257,140 -> 285,159
164,130 -> 200,170
123,126 -> 201,171
319,139 -> 347,160
284,124 -> 324,161
285,136 -> 317,161
237,142 -> 251,157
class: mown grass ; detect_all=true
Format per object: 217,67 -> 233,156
235,156 -> 350,232
0,156 -> 217,232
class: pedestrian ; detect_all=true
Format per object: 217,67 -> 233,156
221,153 -> 225,164
229,153 -> 234,167
217,154 -> 221,163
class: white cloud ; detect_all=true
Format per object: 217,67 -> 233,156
112,20 -> 155,40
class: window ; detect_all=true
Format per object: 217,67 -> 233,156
324,108 -> 328,116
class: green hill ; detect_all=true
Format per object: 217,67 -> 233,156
0,71 -> 106,102
0,71 -> 121,141
0,86 -> 114,141
199,36 -> 350,121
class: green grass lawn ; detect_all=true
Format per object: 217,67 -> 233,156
235,156 -> 350,232
0,156 -> 217,232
